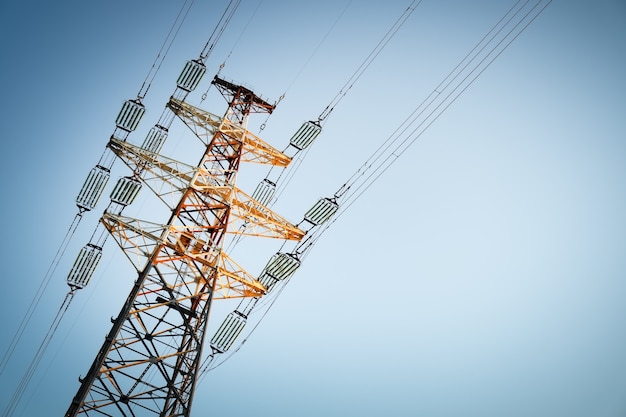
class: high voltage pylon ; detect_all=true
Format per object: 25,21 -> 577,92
1,1 -> 552,415
65,76 -> 304,417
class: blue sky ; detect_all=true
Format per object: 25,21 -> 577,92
0,1 -> 625,416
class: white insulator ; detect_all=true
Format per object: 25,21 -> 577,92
177,59 -> 206,92
264,252 -> 301,281
76,165 -> 110,211
251,178 -> 276,207
110,177 -> 142,206
115,99 -> 145,132
289,121 -> 322,150
258,271 -> 278,291
141,125 -> 168,154
210,311 -> 246,353
67,244 -> 102,289
304,197 -> 338,225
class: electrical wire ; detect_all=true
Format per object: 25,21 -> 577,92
138,0 -> 196,99
200,0 -> 260,103
0,213 -> 79,376
196,272 -> 292,381
271,0 -> 420,203
14,245 -> 126,417
317,0 -> 422,122
198,0 -> 552,378
0,0 -> 201,379
11,1 -> 551,413
333,0 -> 552,221
1,291 -> 76,417
283,0 -> 353,96
0,2 -> 242,414
199,0 -> 242,62
196,0 -> 423,377
304,0 -> 553,262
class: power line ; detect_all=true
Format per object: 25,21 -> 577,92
0,0 -> 200,381
138,0 -> 196,99
0,2 -> 245,414
0,214 -> 79,376
195,1 -> 424,376
317,0 -> 422,123
333,0 -> 553,223
2,291 -> 76,417
198,0 -> 552,380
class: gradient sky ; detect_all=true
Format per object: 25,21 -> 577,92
0,1 -> 625,416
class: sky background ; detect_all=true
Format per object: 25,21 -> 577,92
0,0 -> 625,416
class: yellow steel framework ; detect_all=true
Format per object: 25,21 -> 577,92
168,98 -> 292,167
106,138 -> 304,241
65,77 -> 301,417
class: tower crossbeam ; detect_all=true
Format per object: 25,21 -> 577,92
66,77 -> 298,417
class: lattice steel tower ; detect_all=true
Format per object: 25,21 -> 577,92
65,76 -> 304,416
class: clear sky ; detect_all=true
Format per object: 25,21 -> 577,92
0,1 -> 625,416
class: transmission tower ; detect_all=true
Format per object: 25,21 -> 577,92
65,76 -> 304,417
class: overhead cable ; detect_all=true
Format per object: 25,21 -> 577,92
198,0 -> 553,378
317,0 -> 422,123
307,0 -> 554,259
138,0 -> 196,99
0,1 -> 242,413
1,291 -> 76,417
197,0 -> 424,377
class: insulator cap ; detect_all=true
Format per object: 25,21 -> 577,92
290,121 -> 321,151
141,125 -> 168,154
110,176 -> 142,206
210,311 -> 246,353
304,197 -> 338,226
177,59 -> 206,92
251,178 -> 276,207
76,165 -> 110,211
115,99 -> 145,132
67,244 -> 102,289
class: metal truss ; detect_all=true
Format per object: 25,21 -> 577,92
66,77 -> 302,417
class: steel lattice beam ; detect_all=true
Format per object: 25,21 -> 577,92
66,78 -> 297,417
168,97 -> 292,167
